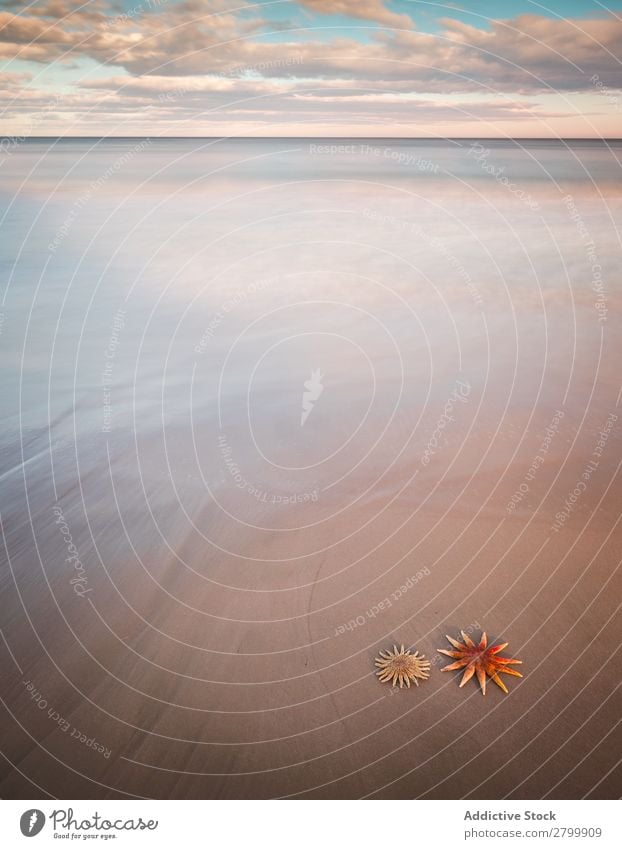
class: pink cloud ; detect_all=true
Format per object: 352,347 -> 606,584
1,3 -> 621,136
299,0 -> 413,29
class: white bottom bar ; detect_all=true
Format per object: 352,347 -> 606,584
0,799 -> 619,848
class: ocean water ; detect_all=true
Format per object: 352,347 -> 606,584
1,139 -> 621,798
1,139 -> 620,521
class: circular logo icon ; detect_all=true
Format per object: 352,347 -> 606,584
20,810 -> 45,837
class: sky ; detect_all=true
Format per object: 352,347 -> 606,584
1,0 -> 621,137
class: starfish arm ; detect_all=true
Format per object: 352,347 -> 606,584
495,657 -> 522,665
497,666 -> 523,678
489,671 -> 509,693
461,631 -> 475,647
441,660 -> 470,671
476,665 -> 487,695
490,642 -> 509,654
479,632 -> 487,649
445,635 -> 463,649
459,664 -> 476,687
437,649 -> 464,658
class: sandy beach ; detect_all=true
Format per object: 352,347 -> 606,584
0,138 -> 621,799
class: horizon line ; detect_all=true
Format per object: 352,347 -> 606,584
14,135 -> 622,142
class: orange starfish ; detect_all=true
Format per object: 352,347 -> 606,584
438,631 -> 523,694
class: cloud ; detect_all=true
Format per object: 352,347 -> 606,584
0,10 -> 73,48
0,70 -> 32,87
437,14 -> 622,89
0,74 -> 607,137
1,2 -> 621,136
2,3 -> 622,92
298,0 -> 413,29
0,73 -> 573,124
